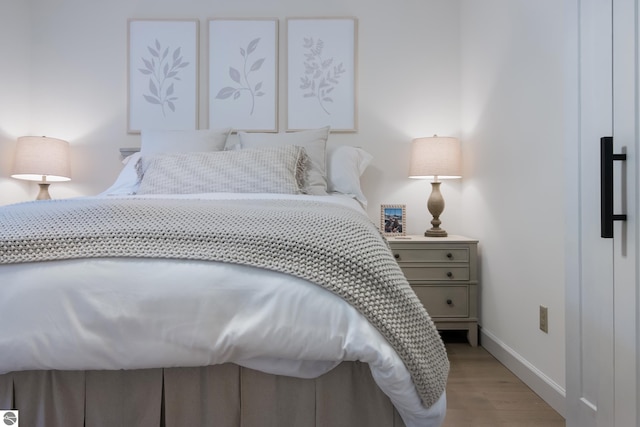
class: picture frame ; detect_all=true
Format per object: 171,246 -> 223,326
286,17 -> 358,132
128,19 -> 199,134
381,204 -> 406,237
209,18 -> 278,132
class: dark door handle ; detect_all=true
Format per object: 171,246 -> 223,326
601,136 -> 627,238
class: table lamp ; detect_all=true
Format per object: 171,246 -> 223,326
409,136 -> 461,237
11,136 -> 71,200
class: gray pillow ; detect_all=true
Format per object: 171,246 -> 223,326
137,145 -> 308,195
237,126 -> 329,195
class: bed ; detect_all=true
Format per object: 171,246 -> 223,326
0,127 -> 449,427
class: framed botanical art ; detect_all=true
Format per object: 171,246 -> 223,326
381,204 -> 406,237
209,18 -> 278,132
128,19 -> 199,134
286,17 -> 358,132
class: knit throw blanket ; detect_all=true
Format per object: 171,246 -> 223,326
0,197 -> 449,408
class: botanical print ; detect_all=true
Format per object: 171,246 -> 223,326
138,39 -> 190,117
214,37 -> 266,116
299,37 -> 346,115
287,18 -> 357,131
209,19 -> 278,132
128,20 -> 198,133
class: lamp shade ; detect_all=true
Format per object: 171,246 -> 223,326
11,136 -> 71,182
409,136 -> 461,180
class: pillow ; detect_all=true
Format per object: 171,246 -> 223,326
237,126 -> 329,195
326,146 -> 373,205
140,128 -> 232,156
137,145 -> 308,195
99,152 -> 141,195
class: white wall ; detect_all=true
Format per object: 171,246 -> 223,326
459,0 -> 566,412
0,0 -> 462,230
0,1 -> 32,204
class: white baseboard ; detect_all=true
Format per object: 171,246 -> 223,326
479,328 -> 566,418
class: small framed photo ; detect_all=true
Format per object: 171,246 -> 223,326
381,204 -> 406,236
128,19 -> 199,133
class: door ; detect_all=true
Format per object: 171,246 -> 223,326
565,0 -> 639,426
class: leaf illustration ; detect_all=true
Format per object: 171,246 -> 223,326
247,38 -> 260,54
149,80 -> 158,97
143,94 -> 162,104
216,87 -> 237,99
214,34 -> 269,116
229,67 -> 241,84
322,58 -> 333,69
139,40 -> 190,117
143,58 -> 154,71
250,58 -> 265,72
323,97 -> 333,102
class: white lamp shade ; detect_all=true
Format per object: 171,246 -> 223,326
409,136 -> 462,180
11,136 -> 71,182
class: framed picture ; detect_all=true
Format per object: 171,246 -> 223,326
128,19 -> 199,134
381,204 -> 406,237
209,19 -> 278,132
286,17 -> 358,132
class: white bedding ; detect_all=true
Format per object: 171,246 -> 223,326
0,193 -> 446,427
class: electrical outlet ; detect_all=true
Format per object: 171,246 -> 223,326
539,306 -> 548,333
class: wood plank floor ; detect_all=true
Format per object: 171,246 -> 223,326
441,335 -> 565,427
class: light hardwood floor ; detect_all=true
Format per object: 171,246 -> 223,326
441,335 -> 565,427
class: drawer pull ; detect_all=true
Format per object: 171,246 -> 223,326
446,299 -> 453,305
446,252 -> 453,259
446,271 -> 453,278
394,253 -> 400,259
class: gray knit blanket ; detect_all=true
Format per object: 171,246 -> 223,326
0,197 -> 449,408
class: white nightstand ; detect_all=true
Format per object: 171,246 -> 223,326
387,234 -> 479,346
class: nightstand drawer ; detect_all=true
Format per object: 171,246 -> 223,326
412,285 -> 469,317
392,248 -> 469,263
400,265 -> 470,282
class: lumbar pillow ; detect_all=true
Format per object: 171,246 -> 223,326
237,126 -> 329,195
137,145 -> 308,195
140,128 -> 232,156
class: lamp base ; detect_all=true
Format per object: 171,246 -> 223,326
425,181 -> 448,237
425,228 -> 448,237
36,183 -> 51,200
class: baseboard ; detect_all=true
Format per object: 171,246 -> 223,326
480,328 -> 566,418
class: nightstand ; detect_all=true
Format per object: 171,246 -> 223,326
387,235 -> 479,346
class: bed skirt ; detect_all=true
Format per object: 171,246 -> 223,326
0,361 -> 406,427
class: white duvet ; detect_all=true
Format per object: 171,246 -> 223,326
0,193 -> 446,427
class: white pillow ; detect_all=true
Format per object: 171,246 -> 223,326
237,126 -> 329,195
99,152 -> 141,195
326,146 -> 373,206
140,128 -> 232,156
137,146 -> 308,195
